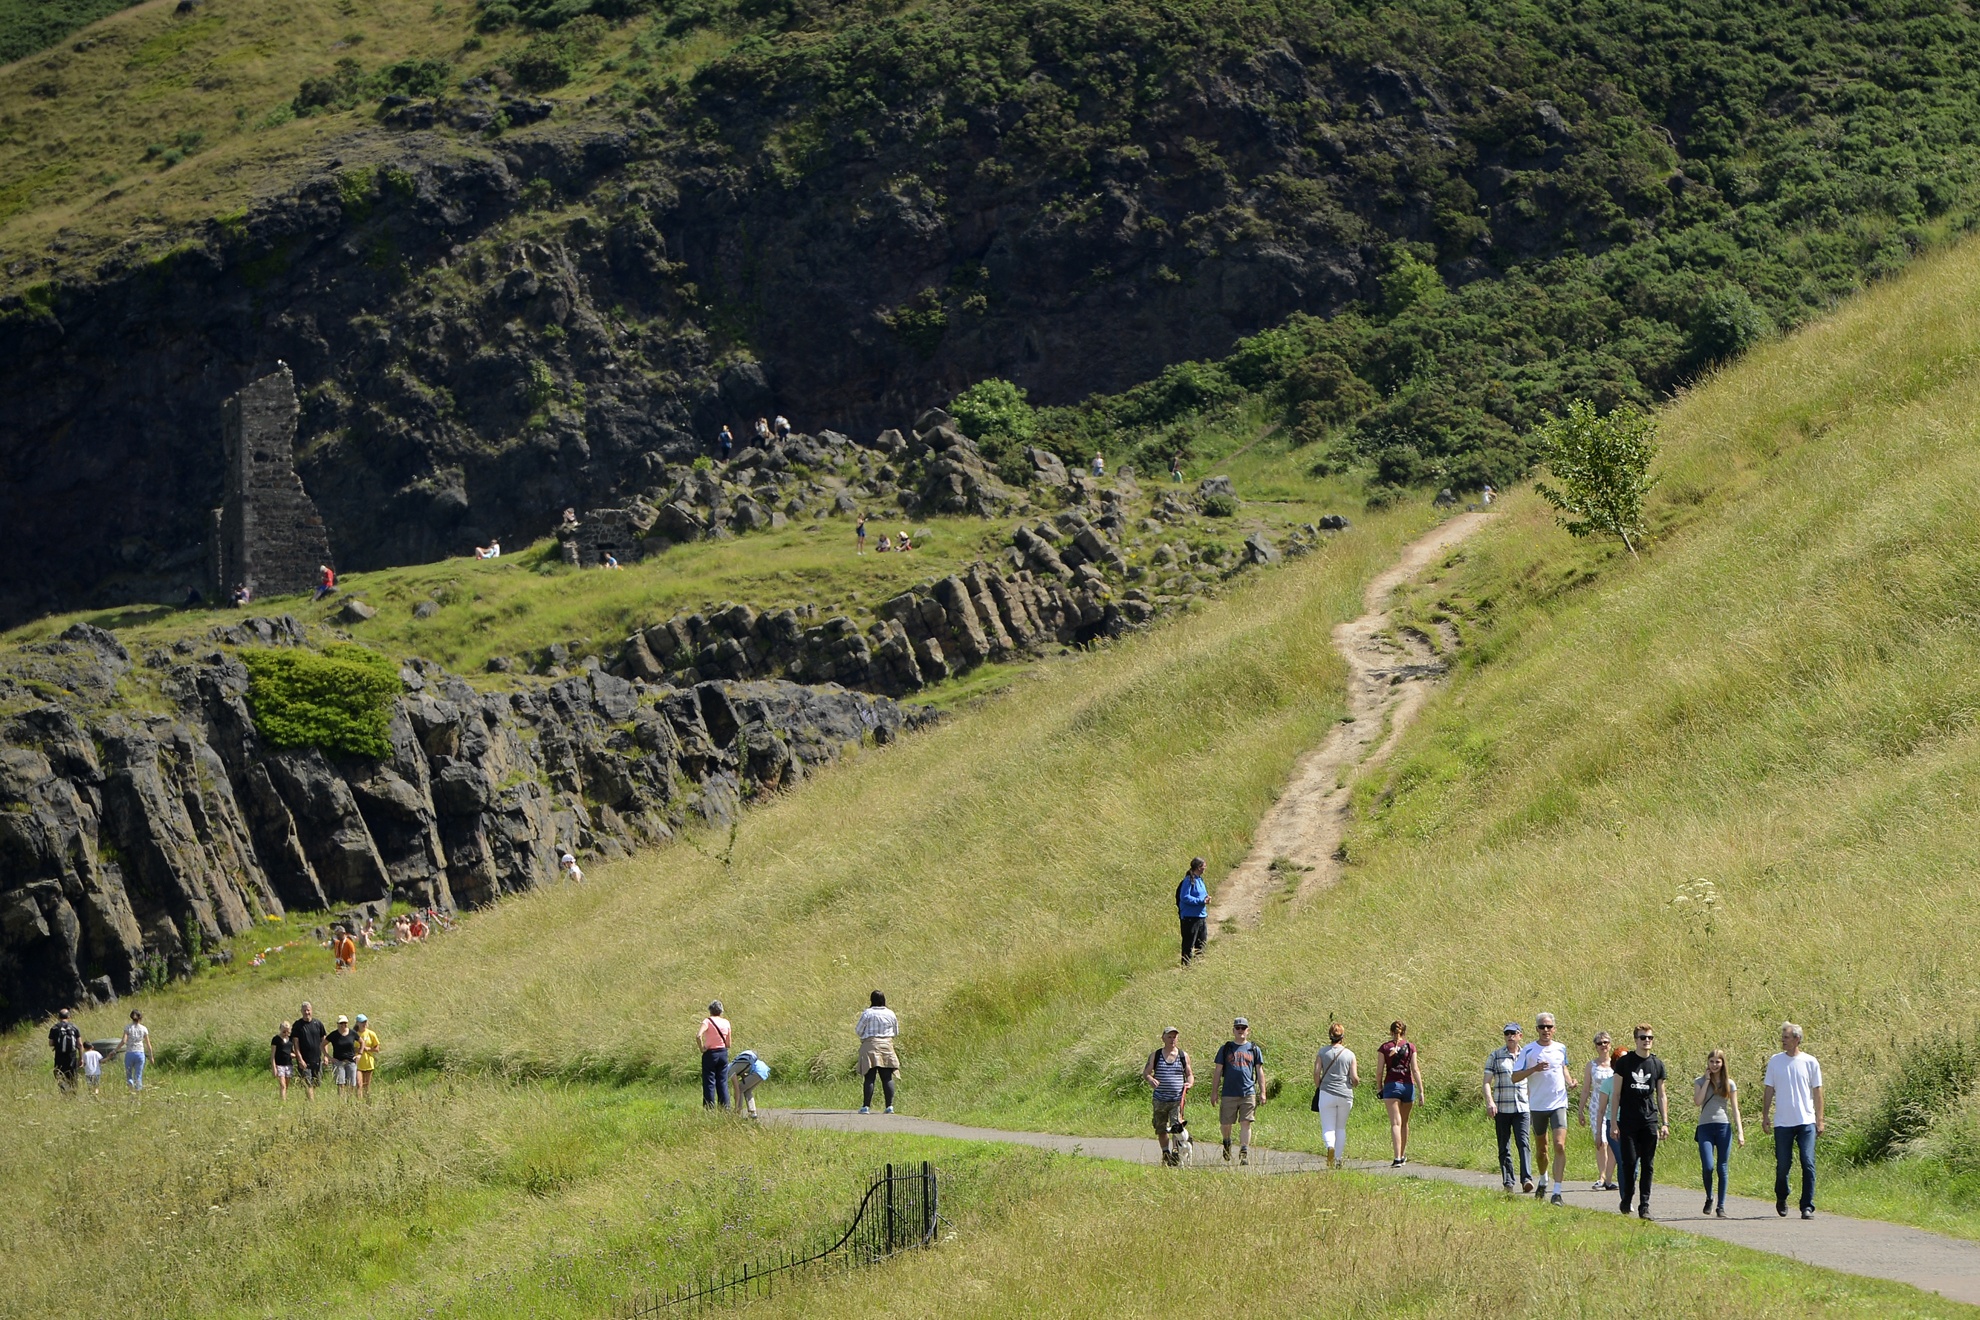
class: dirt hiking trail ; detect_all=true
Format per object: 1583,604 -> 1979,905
1209,510 -> 1489,931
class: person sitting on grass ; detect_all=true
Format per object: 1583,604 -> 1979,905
875,533 -> 894,552
896,529 -> 914,551
603,553 -> 621,570
313,564 -> 337,601
392,914 -> 412,944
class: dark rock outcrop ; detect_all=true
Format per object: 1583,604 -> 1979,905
0,617 -> 932,1026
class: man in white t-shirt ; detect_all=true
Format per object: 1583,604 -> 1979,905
1761,1020 -> 1824,1219
1519,1012 -> 1577,1204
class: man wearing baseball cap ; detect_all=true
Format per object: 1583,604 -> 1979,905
1483,1023 -> 1535,1192
1213,1017 -> 1266,1165
1143,1027 -> 1195,1165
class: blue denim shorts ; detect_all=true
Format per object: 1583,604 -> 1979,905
1380,1082 -> 1415,1102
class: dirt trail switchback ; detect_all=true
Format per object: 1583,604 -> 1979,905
1209,511 -> 1489,931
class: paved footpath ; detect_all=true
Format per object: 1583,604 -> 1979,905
765,1109 -> 1980,1308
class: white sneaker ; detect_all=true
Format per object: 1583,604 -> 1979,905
858,1106 -> 871,1114
885,1106 -> 894,1114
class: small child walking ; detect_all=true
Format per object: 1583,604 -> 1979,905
81,1043 -> 103,1096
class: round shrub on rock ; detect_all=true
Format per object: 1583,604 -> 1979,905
241,644 -> 402,760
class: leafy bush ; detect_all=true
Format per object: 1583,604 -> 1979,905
1689,286 -> 1775,366
950,378 -> 1037,446
241,645 -> 402,760
1200,493 -> 1237,518
1533,399 -> 1660,556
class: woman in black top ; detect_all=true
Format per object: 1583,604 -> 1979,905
271,1022 -> 296,1101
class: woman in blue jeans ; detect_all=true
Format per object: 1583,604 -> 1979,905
1693,1049 -> 1747,1217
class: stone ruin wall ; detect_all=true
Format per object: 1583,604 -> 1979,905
214,364 -> 333,600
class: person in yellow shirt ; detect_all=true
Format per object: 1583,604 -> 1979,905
354,1014 -> 380,1099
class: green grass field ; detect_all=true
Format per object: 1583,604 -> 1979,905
19,233 -> 1980,1310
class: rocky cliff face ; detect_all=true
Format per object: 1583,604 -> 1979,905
0,34 -> 1595,625
0,618 -> 931,1027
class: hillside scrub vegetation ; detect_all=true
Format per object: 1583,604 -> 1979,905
241,643 -> 402,757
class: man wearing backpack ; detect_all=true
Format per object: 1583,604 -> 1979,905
48,1008 -> 82,1094
1177,858 -> 1209,965
1144,1027 -> 1195,1165
1214,1017 -> 1267,1165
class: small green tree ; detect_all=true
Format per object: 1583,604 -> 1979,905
949,377 -> 1037,445
1533,398 -> 1658,557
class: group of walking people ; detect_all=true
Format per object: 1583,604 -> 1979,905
1143,1010 -> 1826,1220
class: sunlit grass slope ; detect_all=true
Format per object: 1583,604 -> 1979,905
29,503 -> 1434,1089
1064,233 -> 1980,1232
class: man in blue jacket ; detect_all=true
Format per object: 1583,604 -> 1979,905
1177,857 -> 1209,964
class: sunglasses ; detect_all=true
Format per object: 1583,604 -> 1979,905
1634,1033 -> 1654,1040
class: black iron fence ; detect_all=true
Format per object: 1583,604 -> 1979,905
624,1162 -> 939,1315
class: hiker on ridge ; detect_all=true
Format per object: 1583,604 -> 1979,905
1377,1020 -> 1424,1167
1213,1016 -> 1265,1165
1144,1026 -> 1194,1166
1484,1022 -> 1533,1193
699,1000 -> 733,1109
857,990 -> 900,1114
1762,1021 -> 1823,1220
1176,857 -> 1208,965
1520,1011 -> 1576,1204
1610,1023 -> 1669,1219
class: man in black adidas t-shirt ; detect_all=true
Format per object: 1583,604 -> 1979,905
291,1001 -> 328,1098
1608,1023 -> 1669,1219
48,1008 -> 82,1094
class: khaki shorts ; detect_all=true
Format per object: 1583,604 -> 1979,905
1152,1099 -> 1183,1133
1219,1095 -> 1257,1125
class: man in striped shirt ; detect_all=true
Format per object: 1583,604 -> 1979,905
1144,1027 -> 1195,1166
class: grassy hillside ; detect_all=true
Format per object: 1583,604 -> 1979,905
22,225 -> 1980,1310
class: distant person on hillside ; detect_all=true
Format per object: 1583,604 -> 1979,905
773,414 -> 791,438
272,1021 -> 296,1101
393,915 -> 413,944
1484,1023 -> 1533,1193
1521,1011 -> 1577,1204
1584,1031 -> 1618,1191
603,553 -> 621,570
1762,1022 -> 1823,1220
1376,1020 -> 1423,1167
292,1002 -> 327,1098
121,1010 -> 152,1092
49,1008 -> 82,1094
698,1001 -> 733,1108
231,582 -> 252,608
333,926 -> 357,973
856,513 -> 867,554
877,533 -> 894,553
857,990 -> 901,1114
1144,1027 -> 1194,1166
313,565 -> 337,600
1176,857 -> 1208,965
896,529 -> 914,551
1170,453 -> 1184,483
1313,1023 -> 1359,1169
359,920 -> 379,950
356,1015 -> 380,1099
717,425 -> 734,460
1091,452 -> 1105,478
1610,1023 -> 1669,1219
407,914 -> 427,942
560,852 -> 583,884
726,1049 -> 769,1118
1694,1048 -> 1745,1218
755,417 -> 772,444
81,1041 -> 103,1096
1213,1017 -> 1265,1165
328,1015 -> 360,1097
182,587 -> 203,608
1481,483 -> 1496,505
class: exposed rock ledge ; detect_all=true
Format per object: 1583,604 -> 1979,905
0,619 -> 931,1027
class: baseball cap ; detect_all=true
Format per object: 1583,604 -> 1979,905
1162,1026 -> 1179,1036
1233,1016 -> 1249,1028
355,1014 -> 368,1023
1503,1022 -> 1521,1034
337,1014 -> 349,1023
